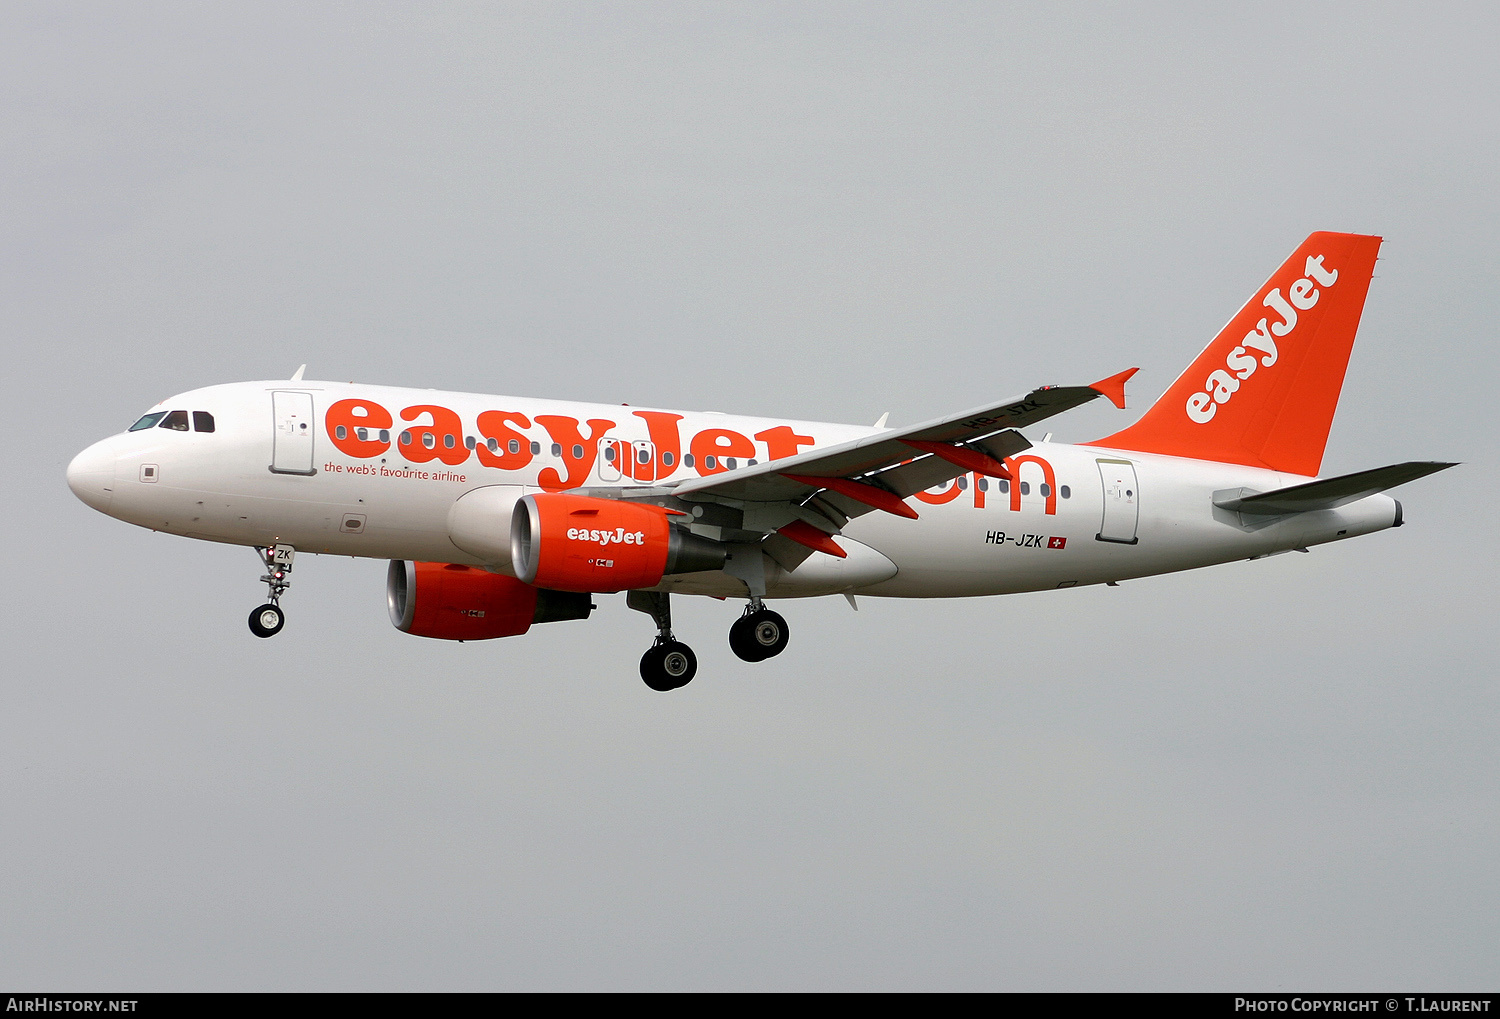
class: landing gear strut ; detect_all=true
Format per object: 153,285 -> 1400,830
729,600 -> 789,662
248,544 -> 294,638
627,591 -> 697,692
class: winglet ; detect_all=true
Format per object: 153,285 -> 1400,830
1089,367 -> 1138,410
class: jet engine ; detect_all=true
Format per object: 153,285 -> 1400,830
510,493 -> 727,593
387,560 -> 592,641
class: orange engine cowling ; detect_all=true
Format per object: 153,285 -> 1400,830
387,560 -> 592,641
510,493 -> 727,593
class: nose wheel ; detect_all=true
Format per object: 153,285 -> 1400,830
248,603 -> 285,638
248,544 -> 294,638
729,606 -> 789,662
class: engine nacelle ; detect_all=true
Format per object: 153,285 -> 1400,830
510,493 -> 727,593
387,560 -> 592,641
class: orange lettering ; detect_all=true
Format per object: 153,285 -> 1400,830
325,399 -> 392,458
690,428 -> 755,475
913,479 -> 963,505
475,411 -> 534,471
1005,455 -> 1057,514
632,411 -> 684,481
399,405 -> 469,466
754,425 -> 815,461
536,416 -> 615,490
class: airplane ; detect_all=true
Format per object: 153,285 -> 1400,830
66,231 -> 1454,691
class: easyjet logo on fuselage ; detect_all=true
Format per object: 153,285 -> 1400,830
323,398 -> 1063,515
323,401 -> 820,491
1185,254 -> 1339,424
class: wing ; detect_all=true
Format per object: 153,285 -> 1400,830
583,369 -> 1137,576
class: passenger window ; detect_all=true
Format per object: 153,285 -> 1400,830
193,411 -> 215,433
508,439 -> 520,455
1060,485 -> 1071,499
552,443 -> 562,456
129,412 -> 167,431
530,441 -> 541,455
487,438 -> 499,452
159,410 -> 189,431
465,436 -> 476,450
662,451 -> 675,467
335,425 -> 348,440
571,444 -> 583,459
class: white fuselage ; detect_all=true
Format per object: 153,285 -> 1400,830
67,380 -> 1400,600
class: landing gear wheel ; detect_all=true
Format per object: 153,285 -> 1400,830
730,609 -> 789,662
248,603 -> 285,638
640,640 -> 697,691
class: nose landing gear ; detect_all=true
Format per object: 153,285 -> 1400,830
729,602 -> 790,662
248,544 -> 294,638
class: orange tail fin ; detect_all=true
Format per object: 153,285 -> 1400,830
1093,232 -> 1382,476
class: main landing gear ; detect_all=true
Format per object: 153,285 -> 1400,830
729,603 -> 789,663
628,591 -> 697,692
627,592 -> 791,691
248,544 -> 294,638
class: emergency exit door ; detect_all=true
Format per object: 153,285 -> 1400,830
271,391 -> 316,475
597,438 -> 656,482
1095,458 -> 1139,544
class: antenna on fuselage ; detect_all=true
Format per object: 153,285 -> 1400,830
290,364 -> 307,381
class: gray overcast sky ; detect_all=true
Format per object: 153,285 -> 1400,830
3,1 -> 1496,990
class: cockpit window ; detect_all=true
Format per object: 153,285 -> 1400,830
159,410 -> 190,431
193,411 -> 215,433
129,412 -> 167,432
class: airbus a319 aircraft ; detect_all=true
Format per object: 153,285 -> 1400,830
68,232 -> 1453,690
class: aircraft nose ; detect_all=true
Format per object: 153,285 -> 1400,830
67,440 -> 116,513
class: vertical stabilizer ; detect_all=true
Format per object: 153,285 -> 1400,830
1092,232 -> 1382,476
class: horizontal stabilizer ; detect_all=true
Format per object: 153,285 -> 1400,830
1213,461 -> 1457,515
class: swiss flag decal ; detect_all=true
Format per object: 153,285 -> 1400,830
1047,536 -> 1067,550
